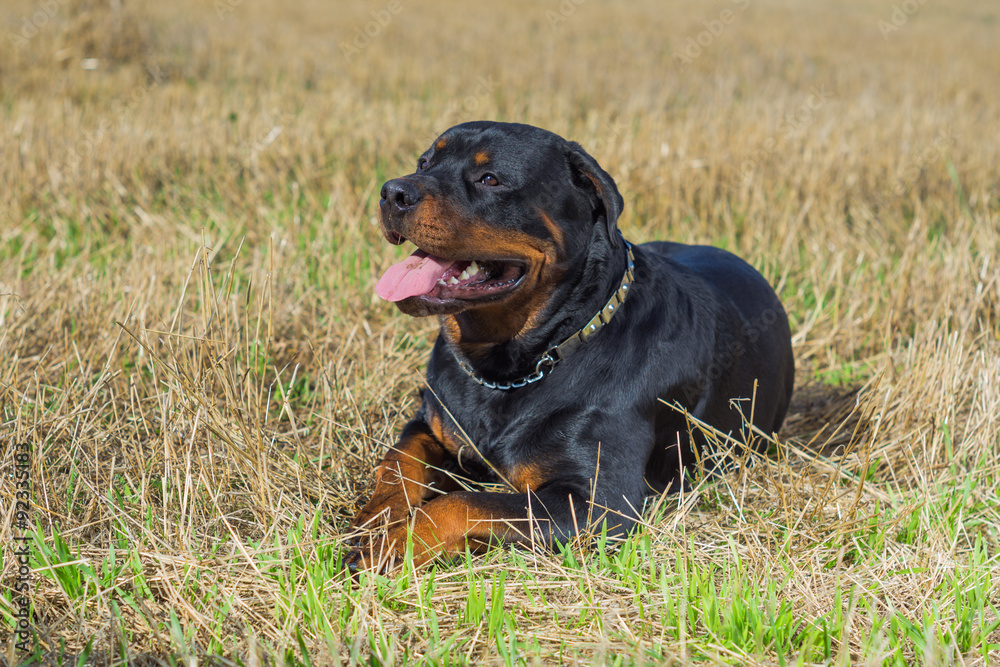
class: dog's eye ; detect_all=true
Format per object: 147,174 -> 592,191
479,173 -> 500,187
417,158 -> 428,170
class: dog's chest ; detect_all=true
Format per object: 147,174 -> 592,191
428,391 -> 578,488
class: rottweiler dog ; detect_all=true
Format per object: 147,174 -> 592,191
346,121 -> 794,571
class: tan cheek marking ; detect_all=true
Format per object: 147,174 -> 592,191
410,198 -> 561,344
455,223 -> 562,341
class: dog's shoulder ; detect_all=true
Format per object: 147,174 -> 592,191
637,240 -> 783,323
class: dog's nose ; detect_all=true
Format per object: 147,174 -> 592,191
380,178 -> 422,214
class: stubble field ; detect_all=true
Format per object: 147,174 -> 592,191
1,0 -> 999,664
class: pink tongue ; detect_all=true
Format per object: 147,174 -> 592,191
376,250 -> 457,302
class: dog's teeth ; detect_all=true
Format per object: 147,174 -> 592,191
437,279 -> 446,286
448,276 -> 459,285
459,270 -> 470,280
468,260 -> 479,275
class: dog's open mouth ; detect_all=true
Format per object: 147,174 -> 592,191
376,248 -> 525,303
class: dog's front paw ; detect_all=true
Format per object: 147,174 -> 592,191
345,495 -> 415,573
343,530 -> 408,574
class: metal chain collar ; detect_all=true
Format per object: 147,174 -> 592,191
454,237 -> 636,391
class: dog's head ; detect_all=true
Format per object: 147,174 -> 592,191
375,121 -> 623,333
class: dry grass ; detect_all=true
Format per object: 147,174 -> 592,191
1,0 -> 999,663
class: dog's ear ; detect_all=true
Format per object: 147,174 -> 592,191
566,142 -> 624,248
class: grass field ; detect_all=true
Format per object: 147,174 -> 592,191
2,0 -> 999,663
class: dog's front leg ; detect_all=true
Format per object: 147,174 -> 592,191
363,490 -> 541,570
345,419 -> 450,569
369,482 -> 638,570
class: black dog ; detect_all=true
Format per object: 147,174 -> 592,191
347,121 -> 794,570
